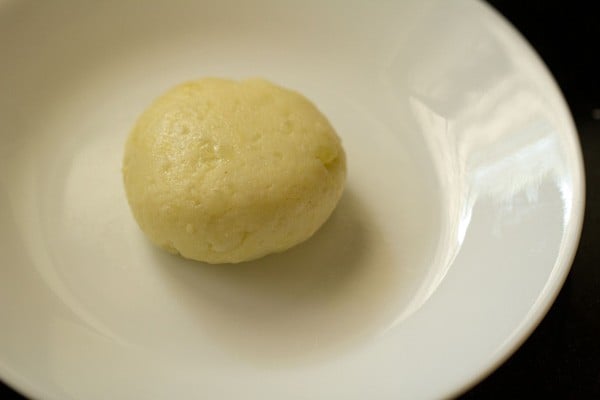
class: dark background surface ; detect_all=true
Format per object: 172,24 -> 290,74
1,1 -> 598,399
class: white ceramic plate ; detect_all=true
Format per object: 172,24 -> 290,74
0,0 -> 585,399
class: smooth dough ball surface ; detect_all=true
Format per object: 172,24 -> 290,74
123,78 -> 346,263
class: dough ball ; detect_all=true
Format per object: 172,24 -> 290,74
123,78 -> 346,263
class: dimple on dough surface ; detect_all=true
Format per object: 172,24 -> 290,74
123,78 -> 346,263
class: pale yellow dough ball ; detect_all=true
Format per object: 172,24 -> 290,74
123,78 -> 346,263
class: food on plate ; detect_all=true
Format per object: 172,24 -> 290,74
123,78 -> 346,263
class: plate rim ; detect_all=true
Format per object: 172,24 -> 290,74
444,1 -> 586,397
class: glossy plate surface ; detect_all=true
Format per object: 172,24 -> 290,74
0,0 -> 584,399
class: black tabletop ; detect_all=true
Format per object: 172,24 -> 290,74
1,1 -> 598,399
